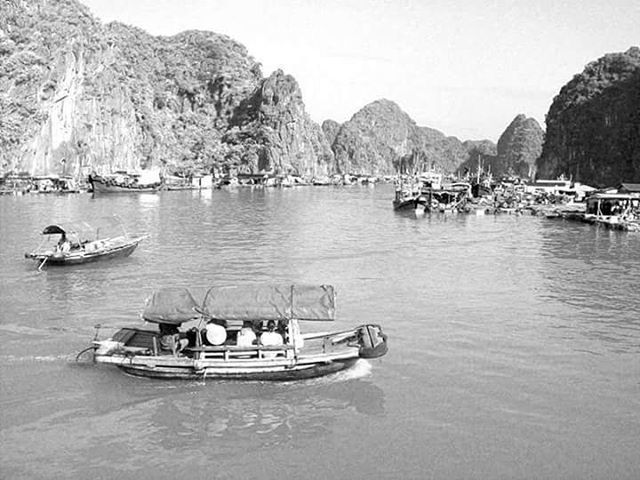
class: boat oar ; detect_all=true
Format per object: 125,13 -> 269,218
38,257 -> 48,272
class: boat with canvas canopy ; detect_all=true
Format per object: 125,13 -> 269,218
85,285 -> 388,380
584,193 -> 640,231
25,215 -> 146,269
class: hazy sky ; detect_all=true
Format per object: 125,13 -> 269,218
80,0 -> 639,142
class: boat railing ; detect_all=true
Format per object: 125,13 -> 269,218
185,344 -> 295,360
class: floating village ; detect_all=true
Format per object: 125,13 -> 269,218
4,167 -> 640,233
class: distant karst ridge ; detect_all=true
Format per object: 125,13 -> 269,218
2,0 -> 637,184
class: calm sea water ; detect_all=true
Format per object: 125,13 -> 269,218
1,185 -> 639,480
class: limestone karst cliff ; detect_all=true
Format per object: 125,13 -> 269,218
454,115 -> 542,180
537,47 -> 640,185
3,0 -> 579,182
456,140 -> 498,177
321,119 -> 341,149
0,0 -> 330,177
226,69 -> 334,176
329,99 -> 469,175
495,114 -> 544,178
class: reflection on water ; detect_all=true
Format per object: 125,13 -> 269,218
0,360 -> 384,478
537,220 -> 640,353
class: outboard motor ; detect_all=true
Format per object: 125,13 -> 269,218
357,324 -> 388,359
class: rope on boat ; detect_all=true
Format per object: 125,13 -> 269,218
75,346 -> 96,362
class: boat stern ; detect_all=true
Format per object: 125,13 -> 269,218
356,324 -> 388,359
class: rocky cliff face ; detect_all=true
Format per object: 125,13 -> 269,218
537,47 -> 640,185
494,114 -> 543,178
456,140 -> 498,177
321,119 -> 341,147
0,0 -> 330,177
454,116 -> 543,180
226,70 -> 334,175
329,99 -> 469,175
1,0 -> 558,181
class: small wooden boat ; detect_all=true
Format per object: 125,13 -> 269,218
86,285 -> 388,380
583,193 -> 640,230
88,171 -> 164,193
25,215 -> 146,270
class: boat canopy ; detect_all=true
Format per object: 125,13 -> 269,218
201,285 -> 336,322
41,216 -> 126,244
142,287 -> 200,325
42,221 -> 97,244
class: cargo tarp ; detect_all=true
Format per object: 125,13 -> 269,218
201,285 -> 336,321
142,287 -> 200,325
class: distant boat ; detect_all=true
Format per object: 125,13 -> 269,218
392,175 -> 433,211
85,285 -> 389,380
25,215 -> 147,270
392,188 -> 428,211
583,193 -> 640,230
312,176 -> 333,186
431,183 -> 471,212
88,170 -> 164,193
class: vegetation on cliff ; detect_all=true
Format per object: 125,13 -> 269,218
455,115 -> 543,180
0,0 -> 330,177
537,47 -> 640,186
226,69 -> 333,176
0,0 -> 515,181
329,99 -> 470,175
495,115 -> 543,178
11,0 -> 633,184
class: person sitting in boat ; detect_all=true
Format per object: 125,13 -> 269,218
57,234 -> 71,253
158,323 -> 188,355
259,320 -> 284,358
236,320 -> 257,347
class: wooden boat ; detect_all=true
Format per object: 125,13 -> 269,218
25,215 -> 146,270
393,188 -> 428,211
393,177 -> 432,212
431,183 -> 471,213
88,171 -> 164,193
86,285 -> 388,380
584,193 -> 640,230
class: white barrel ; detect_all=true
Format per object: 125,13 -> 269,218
205,323 -> 227,345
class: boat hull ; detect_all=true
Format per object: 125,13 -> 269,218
90,177 -> 162,193
95,352 -> 360,380
393,196 -> 427,211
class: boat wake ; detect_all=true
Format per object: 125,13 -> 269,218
0,324 -> 50,336
305,359 -> 372,386
0,354 -> 74,364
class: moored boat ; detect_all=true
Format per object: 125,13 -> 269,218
393,188 -> 428,211
88,170 -> 164,193
583,193 -> 640,230
85,285 -> 388,380
25,215 -> 147,270
393,176 -> 432,212
431,183 -> 470,213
